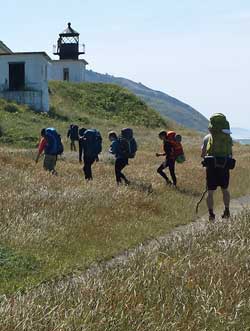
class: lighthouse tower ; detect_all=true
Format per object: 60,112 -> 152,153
51,22 -> 88,82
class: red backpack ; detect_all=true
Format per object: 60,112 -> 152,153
167,131 -> 185,163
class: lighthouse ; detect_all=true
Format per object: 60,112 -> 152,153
51,22 -> 88,82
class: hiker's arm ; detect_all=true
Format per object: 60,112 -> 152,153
109,141 -> 116,155
201,143 -> 207,158
201,135 -> 209,158
79,140 -> 83,163
35,138 -> 46,163
157,142 -> 170,158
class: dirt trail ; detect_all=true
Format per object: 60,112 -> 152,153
42,194 -> 250,290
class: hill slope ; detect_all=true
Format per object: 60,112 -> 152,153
86,70 -> 209,132
0,81 -> 166,148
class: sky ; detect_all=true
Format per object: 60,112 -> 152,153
1,0 -> 250,129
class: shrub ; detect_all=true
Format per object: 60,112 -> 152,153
4,103 -> 19,113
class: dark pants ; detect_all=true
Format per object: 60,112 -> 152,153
70,139 -> 77,151
115,158 -> 129,184
83,156 -> 96,180
43,154 -> 57,173
157,159 -> 176,185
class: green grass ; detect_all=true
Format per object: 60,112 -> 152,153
0,81 -> 167,148
0,246 -> 40,292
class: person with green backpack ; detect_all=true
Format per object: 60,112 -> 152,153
201,113 -> 236,221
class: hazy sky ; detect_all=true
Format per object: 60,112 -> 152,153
1,0 -> 250,128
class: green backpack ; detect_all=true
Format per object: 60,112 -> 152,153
207,113 -> 232,157
208,113 -> 230,133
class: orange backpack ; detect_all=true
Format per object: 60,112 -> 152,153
167,131 -> 185,163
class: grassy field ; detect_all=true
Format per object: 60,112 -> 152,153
0,131 -> 250,297
2,211 -> 250,330
1,81 -> 250,329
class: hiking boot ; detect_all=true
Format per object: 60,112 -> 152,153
209,210 -> 215,221
124,179 -> 130,186
165,179 -> 172,186
222,208 -> 230,219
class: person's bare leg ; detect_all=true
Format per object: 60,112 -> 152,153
207,190 -> 215,220
221,188 -> 230,218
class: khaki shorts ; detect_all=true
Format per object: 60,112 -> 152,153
43,154 -> 57,172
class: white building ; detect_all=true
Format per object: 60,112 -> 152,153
0,52 -> 51,112
52,59 -> 87,82
0,23 -> 88,112
50,23 -> 88,83
0,40 -> 12,54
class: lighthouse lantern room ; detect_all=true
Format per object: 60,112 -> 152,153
53,22 -> 85,60
51,22 -> 88,82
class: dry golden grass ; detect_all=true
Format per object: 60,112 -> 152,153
0,129 -> 250,329
1,204 -> 250,330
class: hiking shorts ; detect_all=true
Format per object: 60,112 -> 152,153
44,154 -> 57,172
206,166 -> 230,190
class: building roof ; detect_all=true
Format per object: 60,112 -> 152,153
59,22 -> 79,37
52,59 -> 88,65
0,52 -> 52,62
0,40 -> 12,54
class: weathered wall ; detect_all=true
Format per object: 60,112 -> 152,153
0,90 -> 43,111
50,60 -> 86,82
0,53 -> 50,111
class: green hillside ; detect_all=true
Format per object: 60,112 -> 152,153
0,81 -> 167,148
86,70 -> 209,132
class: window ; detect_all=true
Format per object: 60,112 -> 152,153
63,68 -> 69,81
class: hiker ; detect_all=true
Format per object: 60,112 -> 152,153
109,131 -> 128,185
79,128 -> 102,180
35,128 -> 64,174
109,128 -> 137,185
156,131 -> 177,186
201,113 -> 235,221
67,124 -> 79,151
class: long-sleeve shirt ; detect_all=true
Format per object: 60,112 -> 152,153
38,137 -> 47,156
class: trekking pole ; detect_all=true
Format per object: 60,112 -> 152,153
195,187 -> 208,214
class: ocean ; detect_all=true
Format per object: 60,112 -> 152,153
235,139 -> 250,145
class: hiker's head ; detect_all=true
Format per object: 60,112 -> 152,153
41,128 -> 46,137
108,131 -> 118,141
158,131 -> 167,141
79,127 -> 86,138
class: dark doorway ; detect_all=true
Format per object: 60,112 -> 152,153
9,62 -> 25,91
63,68 -> 69,81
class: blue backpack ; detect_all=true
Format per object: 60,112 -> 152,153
45,128 -> 64,156
119,128 -> 137,159
82,129 -> 102,158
